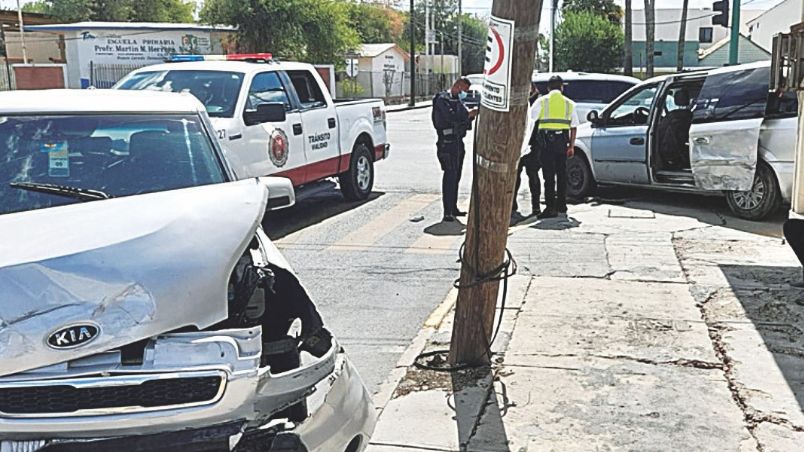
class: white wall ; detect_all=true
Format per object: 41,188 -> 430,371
630,8 -> 762,49
747,0 -> 803,51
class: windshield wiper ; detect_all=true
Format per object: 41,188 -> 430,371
9,182 -> 111,201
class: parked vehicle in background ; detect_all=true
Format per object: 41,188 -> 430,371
0,90 -> 376,452
570,61 -> 797,221
464,73 -> 484,108
532,72 -> 641,123
114,54 -> 389,201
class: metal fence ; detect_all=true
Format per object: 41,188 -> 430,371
335,71 -> 458,103
90,62 -> 148,89
0,62 -> 15,91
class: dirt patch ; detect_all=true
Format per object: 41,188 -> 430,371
393,362 -> 494,398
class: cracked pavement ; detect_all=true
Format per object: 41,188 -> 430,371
368,195 -> 803,452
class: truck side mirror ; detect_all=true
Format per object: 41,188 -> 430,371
244,103 -> 286,126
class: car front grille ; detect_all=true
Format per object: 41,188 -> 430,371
0,373 -> 224,416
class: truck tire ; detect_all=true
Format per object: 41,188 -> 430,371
339,142 -> 374,201
566,151 -> 595,200
725,161 -> 781,221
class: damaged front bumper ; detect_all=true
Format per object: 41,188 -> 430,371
0,327 -> 376,452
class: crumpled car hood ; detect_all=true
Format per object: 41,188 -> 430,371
0,180 -> 268,378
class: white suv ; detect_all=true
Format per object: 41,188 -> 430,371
532,72 -> 640,122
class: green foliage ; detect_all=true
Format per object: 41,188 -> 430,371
23,0 -> 194,22
339,77 -> 364,98
554,11 -> 624,73
400,2 -> 488,75
347,3 -> 405,45
561,0 -> 623,24
201,0 -> 359,65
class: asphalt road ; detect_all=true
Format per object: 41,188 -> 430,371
261,106 -> 786,396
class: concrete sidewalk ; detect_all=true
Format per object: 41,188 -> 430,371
367,200 -> 804,451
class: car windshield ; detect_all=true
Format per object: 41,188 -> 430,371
0,114 -> 226,215
115,70 -> 245,118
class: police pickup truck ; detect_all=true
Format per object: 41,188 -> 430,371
115,53 -> 389,200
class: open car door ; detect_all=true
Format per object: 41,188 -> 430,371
689,64 -> 770,191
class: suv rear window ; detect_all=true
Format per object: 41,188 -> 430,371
534,80 -> 635,104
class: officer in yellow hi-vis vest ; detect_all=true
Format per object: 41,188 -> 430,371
530,75 -> 580,219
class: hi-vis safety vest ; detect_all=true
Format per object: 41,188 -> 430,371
538,91 -> 574,130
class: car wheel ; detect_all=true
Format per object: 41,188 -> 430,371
725,161 -> 781,221
566,151 -> 595,200
339,142 -> 374,201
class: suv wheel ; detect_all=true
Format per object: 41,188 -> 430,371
339,142 -> 374,201
725,161 -> 781,221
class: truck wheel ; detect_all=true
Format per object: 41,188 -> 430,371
725,161 -> 781,221
566,151 -> 595,200
339,142 -> 374,201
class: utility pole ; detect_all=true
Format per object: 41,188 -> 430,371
425,0 -> 430,96
677,0 -> 689,72
449,0 -> 541,367
16,0 -> 27,65
457,0 -> 462,75
549,0 -> 557,71
624,0 -> 633,76
728,0 -> 741,65
409,0 -> 416,107
0,24 -> 12,88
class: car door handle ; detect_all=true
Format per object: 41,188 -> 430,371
629,137 -> 645,145
693,137 -> 710,145
328,118 -> 336,129
293,123 -> 303,136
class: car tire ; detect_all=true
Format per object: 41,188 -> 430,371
339,142 -> 374,201
566,151 -> 595,200
725,161 -> 781,221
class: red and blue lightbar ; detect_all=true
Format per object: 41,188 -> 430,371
166,53 -> 274,62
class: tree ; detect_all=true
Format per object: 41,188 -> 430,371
677,0 -> 689,72
201,0 -> 359,65
644,0 -> 655,77
561,0 -> 623,24
347,2 -> 405,44
554,11 -> 624,73
24,0 -> 194,22
401,2 -> 488,75
624,0 -> 633,76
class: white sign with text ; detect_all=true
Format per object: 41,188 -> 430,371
481,16 -> 514,112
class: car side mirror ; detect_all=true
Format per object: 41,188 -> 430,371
257,176 -> 295,211
244,103 -> 286,126
587,110 -> 600,123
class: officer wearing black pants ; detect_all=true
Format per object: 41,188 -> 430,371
511,84 -> 543,225
784,217 -> 804,288
532,76 -> 580,219
432,77 -> 477,222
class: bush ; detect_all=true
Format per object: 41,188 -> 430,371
554,11 -> 624,73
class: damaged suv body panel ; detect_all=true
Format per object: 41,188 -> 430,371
0,180 -> 267,378
688,64 -> 769,191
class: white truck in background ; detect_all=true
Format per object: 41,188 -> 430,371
115,53 -> 389,200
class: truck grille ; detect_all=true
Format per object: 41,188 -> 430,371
0,374 -> 224,416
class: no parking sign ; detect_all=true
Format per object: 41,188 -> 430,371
481,16 -> 514,112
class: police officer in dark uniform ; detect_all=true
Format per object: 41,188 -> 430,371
432,77 -> 477,222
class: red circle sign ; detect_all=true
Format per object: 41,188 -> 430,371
484,26 -> 505,76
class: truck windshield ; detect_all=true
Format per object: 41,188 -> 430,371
0,114 -> 226,215
116,70 -> 245,118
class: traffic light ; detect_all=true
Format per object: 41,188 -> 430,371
712,0 -> 729,28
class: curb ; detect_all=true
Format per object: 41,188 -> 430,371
370,287 -> 458,415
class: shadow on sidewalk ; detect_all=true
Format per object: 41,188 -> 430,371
450,367 -> 511,451
718,264 -> 804,413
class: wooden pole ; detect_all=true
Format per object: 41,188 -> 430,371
448,0 -> 541,367
624,0 -> 633,76
677,0 -> 689,72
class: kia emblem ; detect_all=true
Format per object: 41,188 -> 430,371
47,323 -> 100,349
